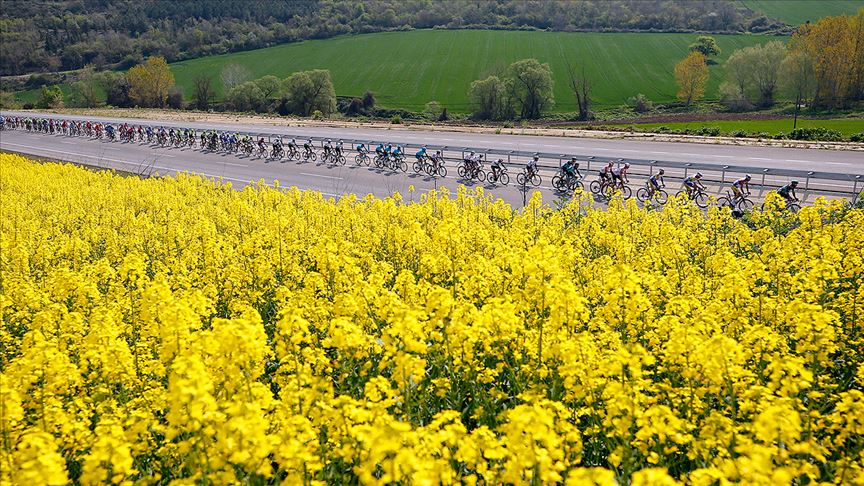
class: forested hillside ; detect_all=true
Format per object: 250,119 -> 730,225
1,0 -> 782,76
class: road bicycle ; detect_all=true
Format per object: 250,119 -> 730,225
716,190 -> 754,212
516,168 -> 541,187
635,183 -> 669,205
675,187 -> 710,209
487,165 -> 509,185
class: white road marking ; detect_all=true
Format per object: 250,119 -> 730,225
221,161 -> 247,167
748,157 -> 772,161
299,172 -> 343,180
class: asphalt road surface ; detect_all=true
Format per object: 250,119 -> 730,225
2,111 -> 862,207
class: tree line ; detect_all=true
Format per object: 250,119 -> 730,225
2,0 -> 784,77
674,9 -> 864,111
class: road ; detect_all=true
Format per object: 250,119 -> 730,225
2,111 -> 862,206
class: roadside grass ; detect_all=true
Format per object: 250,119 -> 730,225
15,30 -> 774,112
740,0 -> 863,26
608,118 -> 864,137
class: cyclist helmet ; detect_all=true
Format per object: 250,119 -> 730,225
533,155 -> 539,161
571,157 -> 578,162
326,138 -> 331,142
696,172 -> 703,178
624,163 -> 630,168
791,180 -> 799,185
497,158 -> 503,163
658,169 -> 665,175
745,174 -> 751,181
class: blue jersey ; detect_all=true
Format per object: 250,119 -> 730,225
416,148 -> 427,157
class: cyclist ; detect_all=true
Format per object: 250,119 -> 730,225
600,160 -> 615,184
335,140 -> 344,157
258,137 -> 267,154
562,158 -> 582,183
432,150 -> 445,171
683,172 -> 706,197
527,156 -> 540,179
323,139 -> 333,158
288,138 -> 298,153
393,145 -> 404,158
357,142 -> 367,155
647,169 -> 665,197
375,142 -> 385,157
105,124 -> 115,140
271,137 -> 283,157
611,162 -> 630,189
731,175 -> 751,200
777,180 -> 799,206
415,145 -> 428,162
491,158 -> 506,181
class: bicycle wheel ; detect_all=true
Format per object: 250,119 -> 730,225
737,198 -> 755,212
476,170 -> 486,182
621,185 -> 632,199
355,155 -> 364,165
413,161 -> 424,173
457,166 -> 467,178
437,166 -> 447,177
716,197 -> 733,209
338,155 -> 346,165
655,190 -> 668,205
531,174 -> 541,186
571,179 -> 584,192
636,187 -> 650,202
500,173 -> 510,186
694,192 -> 709,209
399,161 -> 408,173
788,202 -> 801,212
552,175 -> 565,191
590,180 -> 602,194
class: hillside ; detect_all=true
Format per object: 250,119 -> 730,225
164,30 -> 773,112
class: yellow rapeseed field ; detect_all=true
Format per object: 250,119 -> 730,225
1,153 -> 863,485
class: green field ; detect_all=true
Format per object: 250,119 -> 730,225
741,0 -> 863,26
162,30 -> 778,112
610,118 -> 864,136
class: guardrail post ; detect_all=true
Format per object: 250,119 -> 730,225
854,175 -> 861,196
587,156 -> 594,172
684,163 -> 692,179
805,171 -> 814,191
721,165 -> 729,183
761,168 -> 769,191
650,160 -> 657,175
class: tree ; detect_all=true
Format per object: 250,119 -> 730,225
282,70 -> 336,117
67,65 -> 100,108
192,74 -> 215,111
227,81 -> 265,112
220,62 -> 251,92
721,48 -> 753,109
98,71 -> 131,108
689,36 -> 721,59
362,90 -> 376,109
793,12 -> 861,107
468,75 -> 507,120
127,56 -> 175,108
506,59 -> 554,119
36,85 -> 64,109
674,52 -> 709,106
779,50 -> 816,129
627,93 -> 653,113
749,41 -> 786,107
255,75 -> 282,101
424,101 -> 443,120
566,63 -> 591,120
167,87 -> 184,109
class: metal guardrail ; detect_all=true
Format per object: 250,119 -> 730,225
4,114 -> 863,196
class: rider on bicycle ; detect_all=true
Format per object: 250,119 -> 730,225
258,137 -> 267,153
647,169 -> 665,196
732,175 -> 751,199
432,150 -> 444,170
527,156 -> 539,178
611,163 -> 630,188
335,140 -> 343,156
415,145 -> 428,162
272,137 -> 283,155
323,139 -> 333,158
375,143 -> 385,157
491,158 -> 506,181
600,160 -> 615,183
683,172 -> 706,197
357,143 -> 367,154
777,180 -> 799,205
303,139 -> 313,154
393,145 -> 404,159
288,138 -> 298,152
562,158 -> 582,182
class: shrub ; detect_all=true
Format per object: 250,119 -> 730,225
789,127 -> 843,141
693,126 -> 721,136
390,115 -> 402,124
627,93 -> 654,113
849,132 -> 864,143
731,130 -> 747,137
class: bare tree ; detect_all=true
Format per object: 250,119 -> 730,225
566,63 -> 591,120
220,62 -> 251,91
192,74 -> 215,110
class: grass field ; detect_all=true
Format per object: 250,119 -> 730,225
168,30 -> 777,112
740,0 -> 863,26
17,30 -> 777,112
609,118 -> 864,136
